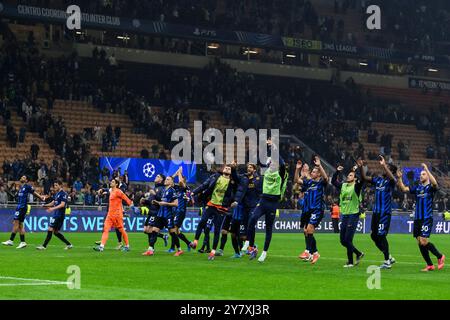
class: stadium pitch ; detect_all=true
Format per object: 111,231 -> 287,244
0,232 -> 448,300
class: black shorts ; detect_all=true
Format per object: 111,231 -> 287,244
300,211 -> 311,229
153,216 -> 168,230
154,216 -> 175,230
13,207 -> 27,223
371,212 -> 391,236
49,215 -> 65,230
144,211 -> 157,226
173,211 -> 186,228
413,219 -> 433,238
221,214 -> 232,232
308,210 -> 324,227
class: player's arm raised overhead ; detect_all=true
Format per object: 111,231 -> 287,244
294,160 -> 304,185
422,163 -> 438,189
356,158 -> 372,183
314,156 -> 328,183
396,168 -> 409,193
331,165 -> 344,190
177,167 -> 187,188
172,166 -> 186,188
380,155 -> 396,181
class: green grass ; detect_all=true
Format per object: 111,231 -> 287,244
0,232 -> 449,300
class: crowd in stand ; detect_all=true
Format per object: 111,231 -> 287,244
2,19 -> 450,210
10,0 -> 450,54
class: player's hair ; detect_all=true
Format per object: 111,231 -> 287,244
247,163 -> 257,170
388,164 -> 398,175
54,179 -> 63,186
157,174 -> 166,181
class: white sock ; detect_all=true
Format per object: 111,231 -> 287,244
242,241 -> 249,250
148,246 -> 154,251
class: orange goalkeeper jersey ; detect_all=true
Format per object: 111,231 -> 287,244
108,188 -> 132,218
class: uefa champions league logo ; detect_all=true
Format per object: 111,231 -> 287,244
143,163 -> 156,179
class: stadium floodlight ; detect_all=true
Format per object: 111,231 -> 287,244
286,54 -> 296,58
207,44 -> 219,49
117,35 -> 130,40
428,68 -> 438,72
359,62 -> 368,66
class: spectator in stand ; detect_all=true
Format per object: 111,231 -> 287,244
73,177 -> 83,193
0,186 -> 8,204
426,145 -> 435,159
123,170 -> 129,185
30,142 -> 40,160
331,201 -> 340,233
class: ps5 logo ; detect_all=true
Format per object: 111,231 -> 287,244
366,5 -> 381,30
193,28 -> 217,37
66,5 -> 81,30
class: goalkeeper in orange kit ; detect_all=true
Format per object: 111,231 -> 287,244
94,177 -> 134,252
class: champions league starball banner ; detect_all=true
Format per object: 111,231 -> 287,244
1,210 -> 449,234
99,157 -> 197,183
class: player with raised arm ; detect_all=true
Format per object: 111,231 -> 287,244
189,164 -> 241,260
36,180 -> 73,250
233,163 -> 262,257
331,164 -> 365,267
171,167 -> 194,252
295,156 -> 329,264
358,156 -> 397,269
396,163 -> 445,271
295,161 -> 312,260
143,176 -> 179,256
247,139 -> 289,263
141,174 -> 169,255
2,175 -> 46,249
93,177 -> 133,252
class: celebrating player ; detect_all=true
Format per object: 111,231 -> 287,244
171,167 -> 194,251
143,176 -> 179,256
234,163 -> 262,257
331,164 -> 365,267
396,164 -> 445,271
296,156 -> 329,264
36,180 -> 73,250
359,156 -> 397,269
2,176 -> 46,249
94,177 -> 133,252
189,164 -> 241,260
247,139 -> 288,263
294,161 -> 311,260
141,174 -> 169,254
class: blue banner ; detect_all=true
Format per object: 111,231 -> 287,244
1,209 -> 449,234
99,157 -> 196,183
